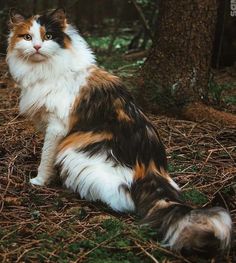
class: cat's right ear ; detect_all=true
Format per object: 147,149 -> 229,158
9,9 -> 25,26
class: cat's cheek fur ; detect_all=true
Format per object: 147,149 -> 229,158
14,40 -> 34,55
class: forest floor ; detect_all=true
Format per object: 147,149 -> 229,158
0,47 -> 235,263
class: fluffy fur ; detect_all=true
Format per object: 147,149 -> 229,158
7,8 -> 232,256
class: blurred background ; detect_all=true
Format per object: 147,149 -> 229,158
0,0 -> 235,69
0,0 -> 236,116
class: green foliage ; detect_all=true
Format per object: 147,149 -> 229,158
31,210 -> 41,220
79,219 -> 158,263
168,164 -> 176,173
86,35 -> 132,52
102,218 -> 123,232
222,185 -> 235,195
77,207 -> 88,220
133,225 -> 158,240
225,94 -> 236,105
168,163 -> 182,173
208,79 -> 236,105
182,188 -> 208,206
136,0 -> 151,6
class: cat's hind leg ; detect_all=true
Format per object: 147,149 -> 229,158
56,148 -> 135,213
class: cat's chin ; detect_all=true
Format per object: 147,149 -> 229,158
29,53 -> 48,62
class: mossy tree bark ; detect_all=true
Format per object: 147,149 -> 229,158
138,0 -> 236,125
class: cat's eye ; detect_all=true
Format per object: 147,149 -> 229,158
23,34 -> 32,41
44,33 -> 53,40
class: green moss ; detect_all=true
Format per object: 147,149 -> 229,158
115,239 -> 131,248
168,163 -> 183,173
208,79 -> 236,105
102,218 -> 123,232
86,35 -> 132,53
182,188 -> 208,206
133,225 -> 158,241
68,242 -> 81,253
79,240 -> 96,249
225,95 -> 236,105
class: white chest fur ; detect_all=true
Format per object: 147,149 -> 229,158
19,68 -> 89,123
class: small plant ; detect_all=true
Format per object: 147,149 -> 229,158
86,35 -> 132,52
182,188 -> 208,206
208,79 -> 236,105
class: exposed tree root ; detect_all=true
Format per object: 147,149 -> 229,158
183,102 -> 236,126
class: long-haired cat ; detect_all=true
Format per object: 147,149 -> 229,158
7,8 -> 232,256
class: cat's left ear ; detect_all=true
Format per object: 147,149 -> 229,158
9,9 -> 26,25
50,8 -> 66,25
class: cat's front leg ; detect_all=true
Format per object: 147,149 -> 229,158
30,120 -> 65,186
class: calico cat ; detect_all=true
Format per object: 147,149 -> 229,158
7,8 -> 232,256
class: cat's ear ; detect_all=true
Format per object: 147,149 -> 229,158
9,9 -> 25,25
50,8 -> 66,25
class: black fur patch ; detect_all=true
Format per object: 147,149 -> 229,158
70,82 -> 167,170
37,13 -> 70,48
181,231 -> 221,258
131,172 -> 183,217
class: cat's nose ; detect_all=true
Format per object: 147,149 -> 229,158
34,45 -> 41,51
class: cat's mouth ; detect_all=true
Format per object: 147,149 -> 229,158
30,52 -> 47,61
33,51 -> 44,56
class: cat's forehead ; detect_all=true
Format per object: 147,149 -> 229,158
29,20 -> 45,39
12,16 -> 34,33
12,13 -> 64,34
36,13 -> 66,31
11,16 -> 40,34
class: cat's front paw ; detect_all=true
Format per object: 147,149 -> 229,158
30,176 -> 46,186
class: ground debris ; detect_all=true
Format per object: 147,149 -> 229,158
0,58 -> 235,263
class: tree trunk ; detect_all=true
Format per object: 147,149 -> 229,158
137,0 -> 236,125
140,0 -> 218,109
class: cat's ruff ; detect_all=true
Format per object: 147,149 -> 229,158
7,8 -> 232,256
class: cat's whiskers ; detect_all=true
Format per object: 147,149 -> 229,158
17,51 -> 31,61
22,50 -> 34,61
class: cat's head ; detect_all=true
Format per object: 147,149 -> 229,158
8,8 -> 71,62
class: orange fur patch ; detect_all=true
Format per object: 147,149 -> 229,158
146,199 -> 179,217
40,26 -> 46,40
134,162 -> 146,180
147,160 -> 165,178
63,35 -> 72,49
88,66 -> 121,88
117,109 -> 132,122
114,99 -> 132,122
8,18 -> 34,51
68,114 -> 79,131
134,159 -> 171,181
148,160 -> 173,182
62,19 -> 68,30
58,131 -> 113,152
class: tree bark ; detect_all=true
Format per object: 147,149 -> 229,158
137,0 -> 236,125
139,0 -> 217,111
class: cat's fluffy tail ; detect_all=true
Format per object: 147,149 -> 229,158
131,172 -> 232,256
